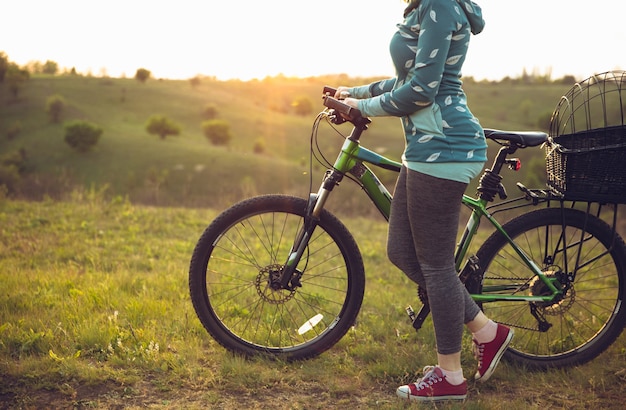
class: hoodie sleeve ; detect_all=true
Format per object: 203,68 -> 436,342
347,78 -> 396,99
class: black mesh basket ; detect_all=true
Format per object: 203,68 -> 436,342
546,70 -> 626,203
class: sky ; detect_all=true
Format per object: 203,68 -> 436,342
2,0 -> 624,82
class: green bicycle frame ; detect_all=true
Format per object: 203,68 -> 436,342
319,132 -> 562,305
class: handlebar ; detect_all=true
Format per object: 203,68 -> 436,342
322,86 -> 371,129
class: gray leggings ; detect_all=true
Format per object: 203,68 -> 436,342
387,166 -> 481,355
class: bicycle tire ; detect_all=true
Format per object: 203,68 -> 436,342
474,207 -> 626,369
189,194 -> 365,360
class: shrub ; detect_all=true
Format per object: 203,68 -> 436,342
202,119 -> 232,146
189,76 -> 201,88
135,68 -> 151,83
145,115 -> 181,140
64,120 -> 103,152
1,149 -> 27,174
46,95 -> 65,123
253,138 -> 266,154
202,103 -> 219,120
0,164 -> 20,193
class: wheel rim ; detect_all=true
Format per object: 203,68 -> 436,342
204,210 -> 353,351
479,210 -> 623,362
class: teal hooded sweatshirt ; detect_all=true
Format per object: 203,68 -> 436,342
348,0 -> 487,168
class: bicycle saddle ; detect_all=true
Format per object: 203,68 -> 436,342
484,129 -> 548,147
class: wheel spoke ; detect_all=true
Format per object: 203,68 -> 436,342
189,195 -> 365,359
477,208 -> 626,368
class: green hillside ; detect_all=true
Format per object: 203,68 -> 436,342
0,74 -> 572,213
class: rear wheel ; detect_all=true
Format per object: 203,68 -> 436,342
475,207 -> 626,369
189,194 -> 365,360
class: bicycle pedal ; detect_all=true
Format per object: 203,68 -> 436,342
405,305 -> 417,322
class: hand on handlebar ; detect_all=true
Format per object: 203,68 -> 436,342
333,86 -> 352,100
341,97 -> 358,109
330,86 -> 359,118
338,98 -> 359,122
322,86 -> 370,128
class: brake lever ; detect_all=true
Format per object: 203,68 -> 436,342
327,109 -> 347,125
323,86 -> 337,97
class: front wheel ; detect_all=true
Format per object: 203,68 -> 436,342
475,207 -> 626,369
189,194 -> 365,360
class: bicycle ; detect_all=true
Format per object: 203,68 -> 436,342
189,86 -> 626,369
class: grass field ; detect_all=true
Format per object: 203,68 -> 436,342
2,195 -> 626,409
3,75 -> 625,408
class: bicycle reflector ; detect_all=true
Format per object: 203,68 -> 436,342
507,158 -> 521,171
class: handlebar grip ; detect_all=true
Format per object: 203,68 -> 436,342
322,95 -> 363,120
321,86 -> 370,129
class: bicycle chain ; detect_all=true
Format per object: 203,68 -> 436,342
496,320 -> 543,332
483,276 -> 530,281
482,275 -> 571,332
481,277 -> 542,332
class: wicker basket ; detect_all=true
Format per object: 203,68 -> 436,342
546,71 -> 626,203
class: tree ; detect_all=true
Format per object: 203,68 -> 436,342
145,115 -> 181,139
24,60 -> 42,74
42,60 -> 58,75
6,63 -> 29,99
202,119 -> 232,146
0,51 -> 8,83
135,68 -> 151,83
64,120 -> 103,152
46,95 -> 66,123
560,75 -> 577,85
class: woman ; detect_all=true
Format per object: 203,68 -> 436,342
335,0 -> 513,402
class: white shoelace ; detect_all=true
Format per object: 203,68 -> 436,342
413,366 -> 443,390
473,341 -> 485,369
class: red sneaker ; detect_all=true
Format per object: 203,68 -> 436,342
473,323 -> 514,382
396,366 -> 467,402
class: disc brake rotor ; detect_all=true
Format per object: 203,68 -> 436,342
255,264 -> 296,304
529,269 -> 575,315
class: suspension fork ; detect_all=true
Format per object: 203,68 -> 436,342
277,170 -> 343,290
277,123 -> 366,290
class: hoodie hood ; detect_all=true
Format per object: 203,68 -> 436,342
456,0 -> 485,35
